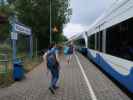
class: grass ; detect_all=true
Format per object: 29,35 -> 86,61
23,56 -> 41,73
0,69 -> 14,87
0,56 -> 41,88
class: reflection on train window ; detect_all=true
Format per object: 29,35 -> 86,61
74,38 -> 85,48
106,18 -> 133,61
96,32 -> 103,51
99,31 -> 103,51
88,34 -> 95,49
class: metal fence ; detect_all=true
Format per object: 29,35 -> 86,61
0,54 -> 8,78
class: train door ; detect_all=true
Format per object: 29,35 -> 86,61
106,17 -> 133,61
102,30 -> 106,53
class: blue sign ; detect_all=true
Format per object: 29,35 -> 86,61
13,23 -> 31,35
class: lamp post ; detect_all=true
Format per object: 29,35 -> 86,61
50,0 -> 52,44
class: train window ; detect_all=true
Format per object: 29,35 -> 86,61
96,32 -> 102,52
74,38 -> 85,47
96,33 -> 99,50
100,31 -> 103,51
106,17 -> 133,61
88,34 -> 95,49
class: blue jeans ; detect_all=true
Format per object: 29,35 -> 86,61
48,65 -> 59,87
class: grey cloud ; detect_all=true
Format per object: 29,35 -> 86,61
70,0 -> 115,26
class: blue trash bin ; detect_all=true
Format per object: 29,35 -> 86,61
13,59 -> 24,81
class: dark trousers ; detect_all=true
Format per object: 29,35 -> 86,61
48,65 -> 59,87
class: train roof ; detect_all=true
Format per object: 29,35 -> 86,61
86,0 -> 133,36
70,0 -> 133,41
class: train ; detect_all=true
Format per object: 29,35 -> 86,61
70,0 -> 133,93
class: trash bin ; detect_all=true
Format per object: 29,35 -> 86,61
13,59 -> 24,81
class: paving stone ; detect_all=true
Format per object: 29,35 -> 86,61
0,55 -> 91,100
77,53 -> 131,100
0,53 -> 130,100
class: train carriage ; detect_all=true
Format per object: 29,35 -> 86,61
72,0 -> 133,93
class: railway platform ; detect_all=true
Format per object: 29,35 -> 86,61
0,53 -> 131,100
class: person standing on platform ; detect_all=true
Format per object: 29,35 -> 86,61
64,45 -> 70,64
67,42 -> 74,64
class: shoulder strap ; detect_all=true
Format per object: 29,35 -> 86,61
47,49 -> 56,59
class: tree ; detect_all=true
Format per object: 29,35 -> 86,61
13,0 -> 71,50
0,3 -> 12,42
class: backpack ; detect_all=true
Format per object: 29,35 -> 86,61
64,47 -> 69,54
47,49 -> 58,68
68,46 -> 73,54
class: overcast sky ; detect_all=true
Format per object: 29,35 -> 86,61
63,0 -> 117,38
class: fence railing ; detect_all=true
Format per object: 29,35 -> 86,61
0,54 -> 8,78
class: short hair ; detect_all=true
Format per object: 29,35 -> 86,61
48,43 -> 55,49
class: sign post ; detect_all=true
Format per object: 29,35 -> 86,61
11,23 -> 17,62
11,22 -> 33,62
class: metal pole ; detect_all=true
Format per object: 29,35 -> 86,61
35,38 -> 38,56
12,39 -> 17,61
11,22 -> 17,62
29,35 -> 33,59
50,0 -> 52,44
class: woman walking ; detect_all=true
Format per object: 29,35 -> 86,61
43,43 -> 60,94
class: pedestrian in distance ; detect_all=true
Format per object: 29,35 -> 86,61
67,42 -> 74,64
43,43 -> 60,94
64,45 -> 70,64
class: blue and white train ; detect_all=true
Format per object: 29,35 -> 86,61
70,0 -> 133,93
